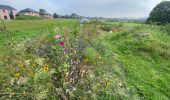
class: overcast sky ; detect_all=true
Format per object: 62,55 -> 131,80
0,0 -> 164,18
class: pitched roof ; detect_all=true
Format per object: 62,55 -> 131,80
20,8 -> 38,13
0,5 -> 16,10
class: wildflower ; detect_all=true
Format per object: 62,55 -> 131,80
64,48 -> 68,54
74,50 -> 77,54
9,92 -> 15,97
25,60 -> 31,66
106,82 -> 112,86
15,73 -> 20,78
80,69 -> 86,77
44,64 -> 49,73
88,91 -> 92,93
59,41 -> 65,47
28,71 -> 33,76
72,87 -> 76,91
4,59 -> 7,62
65,72 -> 69,77
81,69 -> 86,74
97,83 -> 102,86
23,91 -> 27,96
35,58 -> 44,66
94,62 -> 96,65
54,34 -> 61,39
19,63 -> 24,68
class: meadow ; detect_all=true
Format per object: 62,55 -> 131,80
0,19 -> 170,100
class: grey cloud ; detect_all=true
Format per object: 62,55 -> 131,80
0,0 -> 163,18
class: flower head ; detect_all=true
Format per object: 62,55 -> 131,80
54,34 -> 61,40
19,63 -> 24,68
64,48 -> 68,54
59,42 -> 65,47
15,73 -> 20,78
44,64 -> 49,73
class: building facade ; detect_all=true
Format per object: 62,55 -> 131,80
17,8 -> 39,17
0,5 -> 17,20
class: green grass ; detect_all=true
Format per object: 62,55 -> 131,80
99,24 -> 170,99
0,19 -> 170,99
0,19 -> 78,56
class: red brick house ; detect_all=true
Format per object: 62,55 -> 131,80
0,5 -> 17,20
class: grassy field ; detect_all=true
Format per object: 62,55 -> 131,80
0,19 -> 78,56
0,19 -> 170,99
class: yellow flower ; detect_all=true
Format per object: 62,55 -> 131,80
106,82 -> 112,86
94,62 -> 96,65
19,63 -> 24,68
44,64 -> 49,73
97,83 -> 102,86
28,71 -> 33,76
15,73 -> 20,78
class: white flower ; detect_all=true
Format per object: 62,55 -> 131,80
109,31 -> 113,34
72,87 -> 76,91
25,60 -> 31,66
35,58 -> 44,66
66,89 -> 69,93
88,91 -> 91,93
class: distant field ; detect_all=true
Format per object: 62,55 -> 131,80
0,19 -> 78,56
0,19 -> 170,99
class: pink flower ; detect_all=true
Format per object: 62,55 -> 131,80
64,48 -> 68,54
59,42 -> 65,47
54,35 -> 61,39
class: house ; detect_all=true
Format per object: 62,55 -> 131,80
17,8 -> 39,17
80,18 -> 90,23
39,9 -> 53,19
0,5 -> 17,20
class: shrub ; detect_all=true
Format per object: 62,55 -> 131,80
164,24 -> 170,35
16,16 -> 42,20
83,47 -> 97,64
147,1 -> 170,24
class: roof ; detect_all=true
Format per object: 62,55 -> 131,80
20,8 -> 38,13
0,5 -> 16,10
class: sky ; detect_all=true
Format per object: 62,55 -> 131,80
0,0 -> 165,18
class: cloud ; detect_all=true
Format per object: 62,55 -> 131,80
0,0 -> 163,18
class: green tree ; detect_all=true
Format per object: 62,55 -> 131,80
53,13 -> 59,18
70,13 -> 79,19
147,1 -> 170,24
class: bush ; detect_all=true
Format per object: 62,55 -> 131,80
147,1 -> 170,24
83,47 -> 97,64
164,24 -> 170,35
16,16 -> 42,20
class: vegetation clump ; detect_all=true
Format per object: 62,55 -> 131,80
147,1 -> 170,24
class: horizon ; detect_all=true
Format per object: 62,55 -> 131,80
0,0 -> 165,18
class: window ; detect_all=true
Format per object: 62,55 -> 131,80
3,10 -> 5,12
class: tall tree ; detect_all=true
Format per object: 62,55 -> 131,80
53,13 -> 59,18
147,1 -> 170,24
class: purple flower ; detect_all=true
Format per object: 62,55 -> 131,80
54,35 -> 61,39
59,42 -> 65,47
